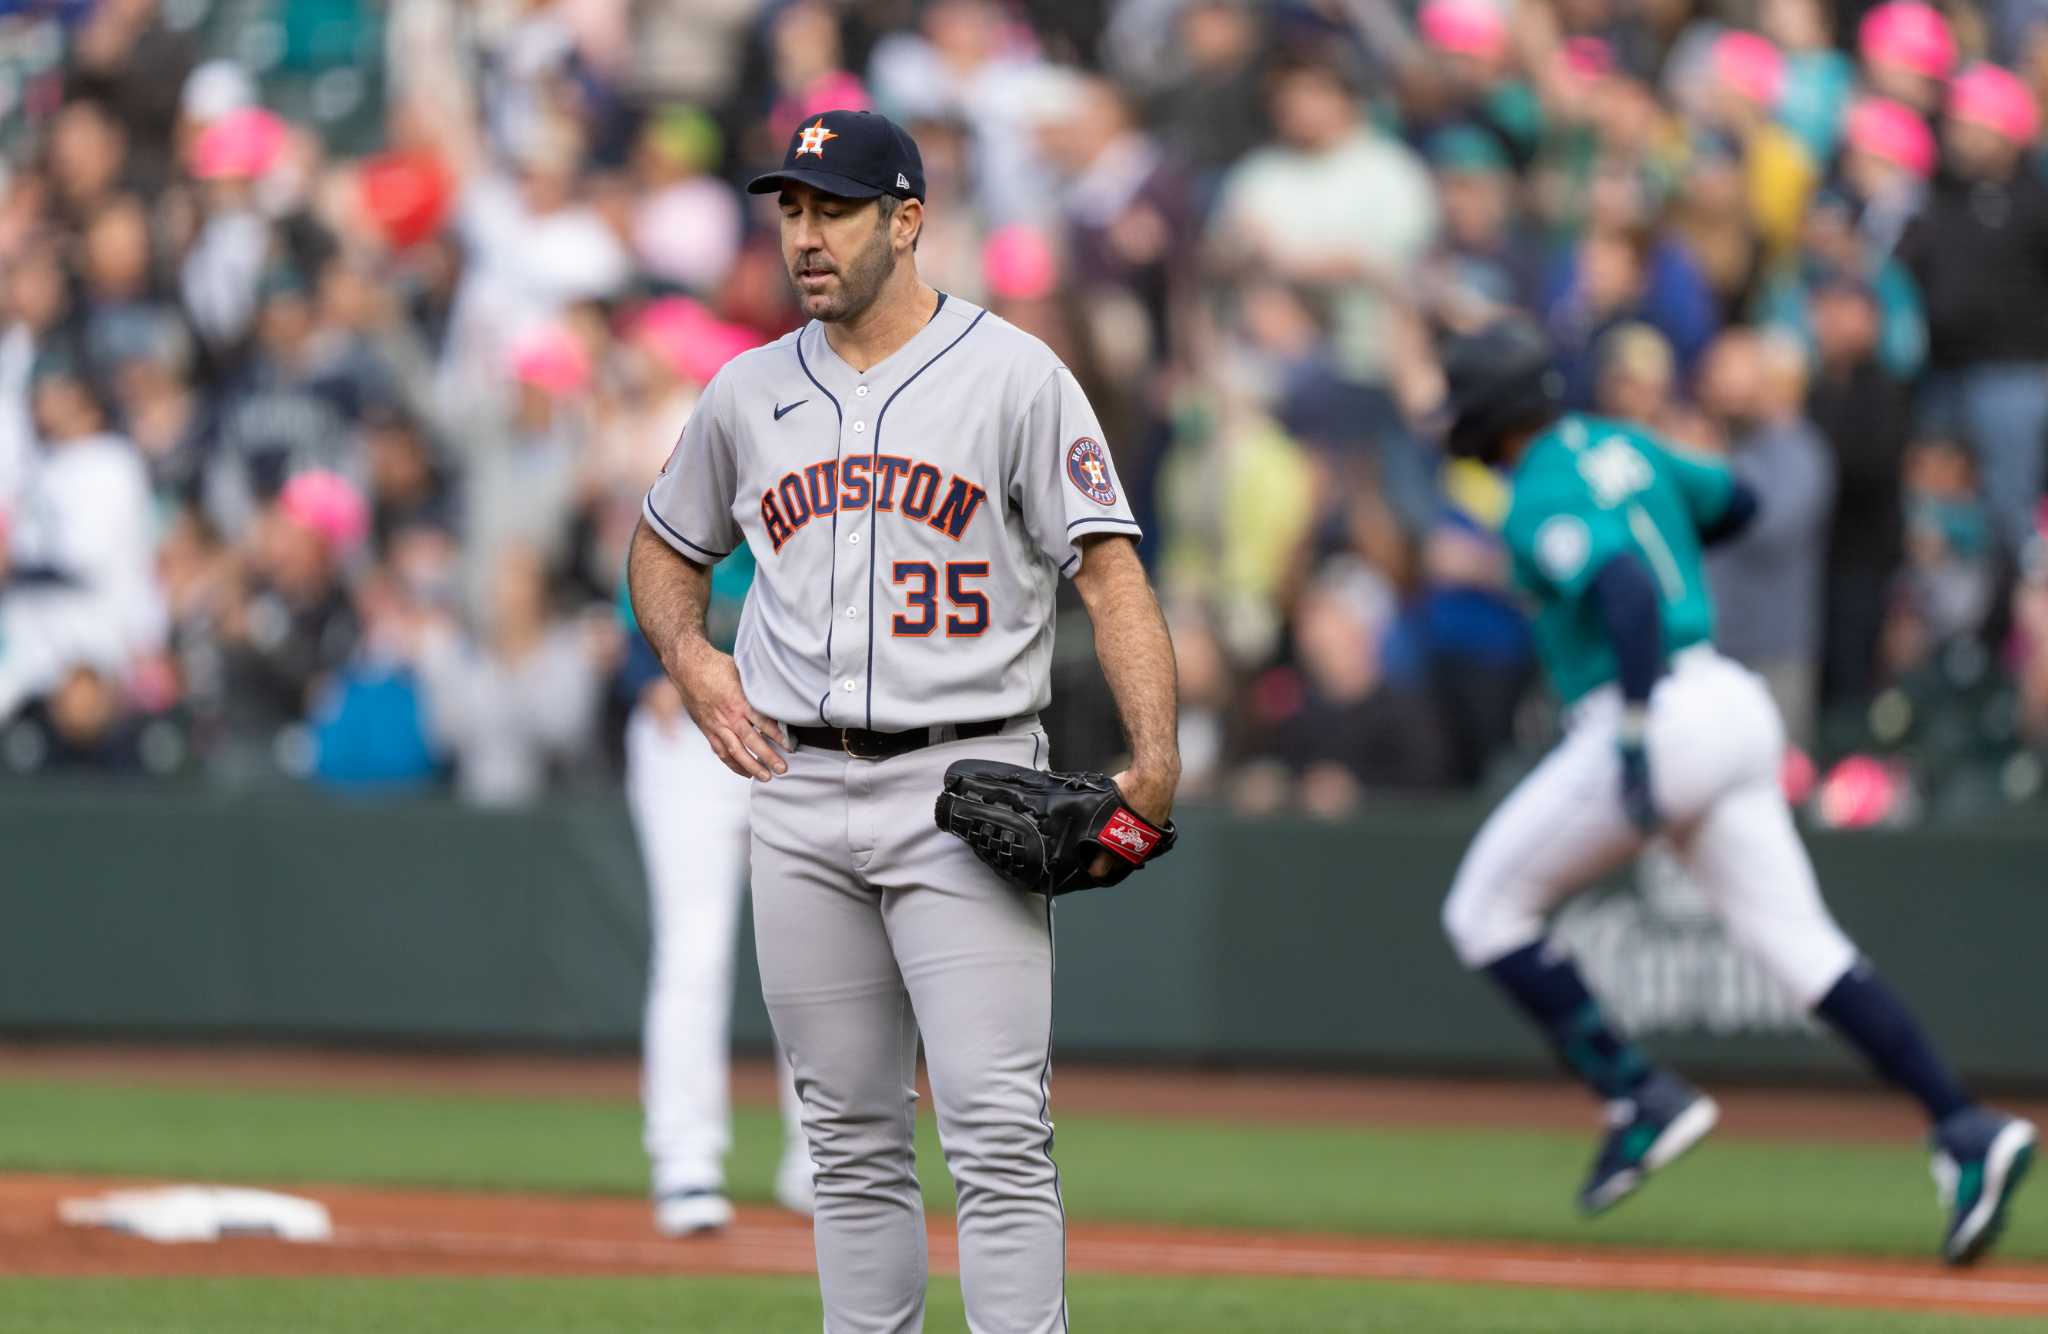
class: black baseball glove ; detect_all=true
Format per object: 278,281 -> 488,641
934,759 -> 1177,896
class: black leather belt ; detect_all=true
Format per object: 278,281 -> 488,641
789,718 -> 1006,760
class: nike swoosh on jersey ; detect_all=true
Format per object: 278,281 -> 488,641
773,399 -> 808,421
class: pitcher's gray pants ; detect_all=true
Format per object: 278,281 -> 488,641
750,720 -> 1066,1334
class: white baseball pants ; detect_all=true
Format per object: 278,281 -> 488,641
1442,647 -> 1858,1009
626,705 -> 806,1197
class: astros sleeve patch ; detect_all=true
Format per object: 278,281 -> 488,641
1012,368 -> 1142,575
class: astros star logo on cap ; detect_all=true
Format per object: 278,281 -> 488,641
795,119 -> 839,158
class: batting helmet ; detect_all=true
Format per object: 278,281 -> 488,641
1439,318 -> 1565,464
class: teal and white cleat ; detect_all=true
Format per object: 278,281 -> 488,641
1579,1070 -> 1720,1216
1933,1108 -> 2037,1266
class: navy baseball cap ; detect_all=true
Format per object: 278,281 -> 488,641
748,109 -> 926,203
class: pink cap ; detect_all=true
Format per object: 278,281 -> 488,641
1846,96 -> 1937,177
1712,31 -> 1785,108
1949,62 -> 2041,143
508,324 -> 593,396
771,71 -> 872,139
278,471 -> 369,553
633,297 -> 756,385
1563,35 -> 1615,81
1419,0 -> 1509,61
1859,1 -> 1957,79
982,224 -> 1057,302
188,106 -> 290,182
1816,754 -> 1900,828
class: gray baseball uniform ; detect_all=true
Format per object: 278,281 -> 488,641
644,293 -> 1139,1334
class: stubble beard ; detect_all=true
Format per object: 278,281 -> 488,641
793,216 -> 895,324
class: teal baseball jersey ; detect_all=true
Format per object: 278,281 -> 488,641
1501,415 -> 1736,703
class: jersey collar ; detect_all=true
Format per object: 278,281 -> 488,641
803,292 -> 960,392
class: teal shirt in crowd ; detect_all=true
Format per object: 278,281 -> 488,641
615,540 -> 757,653
1501,415 -> 1734,704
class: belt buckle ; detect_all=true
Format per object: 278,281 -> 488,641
842,728 -> 880,760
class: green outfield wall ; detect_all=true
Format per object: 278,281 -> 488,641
3,786 -> 2043,1083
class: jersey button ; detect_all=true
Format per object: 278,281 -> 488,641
845,606 -> 857,617
855,385 -> 870,398
852,421 -> 866,433
848,532 -> 861,544
842,680 -> 856,691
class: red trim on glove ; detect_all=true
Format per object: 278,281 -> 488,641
1097,807 -> 1163,864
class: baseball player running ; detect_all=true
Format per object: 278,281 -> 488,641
628,110 -> 1180,1333
1436,318 -> 2035,1265
620,546 -> 816,1235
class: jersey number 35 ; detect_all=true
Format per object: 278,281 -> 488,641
892,561 -> 990,638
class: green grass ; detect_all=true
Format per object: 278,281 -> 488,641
3,1275 -> 2038,1334
1,1078 -> 2041,1261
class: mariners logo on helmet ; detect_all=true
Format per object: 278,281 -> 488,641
1066,438 -> 1116,506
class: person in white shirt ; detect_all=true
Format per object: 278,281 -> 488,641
0,360 -> 164,719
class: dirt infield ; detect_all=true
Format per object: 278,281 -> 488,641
3,1173 -> 2047,1318
8,1042 -> 2045,1143
6,1044 -> 2048,1318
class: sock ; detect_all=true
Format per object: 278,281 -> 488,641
1484,939 -> 1652,1099
1816,961 -> 1973,1123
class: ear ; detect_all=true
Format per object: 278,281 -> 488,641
896,198 -> 923,252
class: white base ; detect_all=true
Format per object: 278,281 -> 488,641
59,1186 -> 332,1244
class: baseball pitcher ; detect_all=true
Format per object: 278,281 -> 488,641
628,110 -> 1180,1333
1435,317 -> 2035,1265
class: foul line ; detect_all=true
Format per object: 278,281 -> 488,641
316,1223 -> 2048,1313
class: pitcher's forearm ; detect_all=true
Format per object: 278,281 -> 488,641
1073,536 -> 1180,783
626,520 -> 714,678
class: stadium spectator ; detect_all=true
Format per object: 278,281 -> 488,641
1902,62 -> 2048,566
1236,560 -> 1452,816
1857,1 -> 1958,117
0,238 -> 79,509
1762,0 -> 1856,162
1593,322 -> 1681,433
1544,221 -> 1717,408
1894,437 -> 1999,668
1806,270 -> 1913,708
417,543 -> 613,807
0,0 -> 2043,815
1698,329 -> 1836,744
308,566 -> 440,793
1037,73 -> 1193,376
1209,48 -> 1439,389
363,407 -> 456,555
1129,0 -> 1272,195
458,321 -> 591,610
65,0 -> 196,192
629,108 -> 743,296
867,0 -> 1055,224
216,471 -> 365,767
0,355 -> 162,721
1425,125 -> 1547,329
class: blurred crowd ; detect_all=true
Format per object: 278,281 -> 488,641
4,0 -> 2048,824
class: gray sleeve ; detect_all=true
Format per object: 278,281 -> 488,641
415,630 -> 476,746
529,631 -> 600,752
1009,367 -> 1144,577
1737,428 -> 1834,552
642,374 -> 742,564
